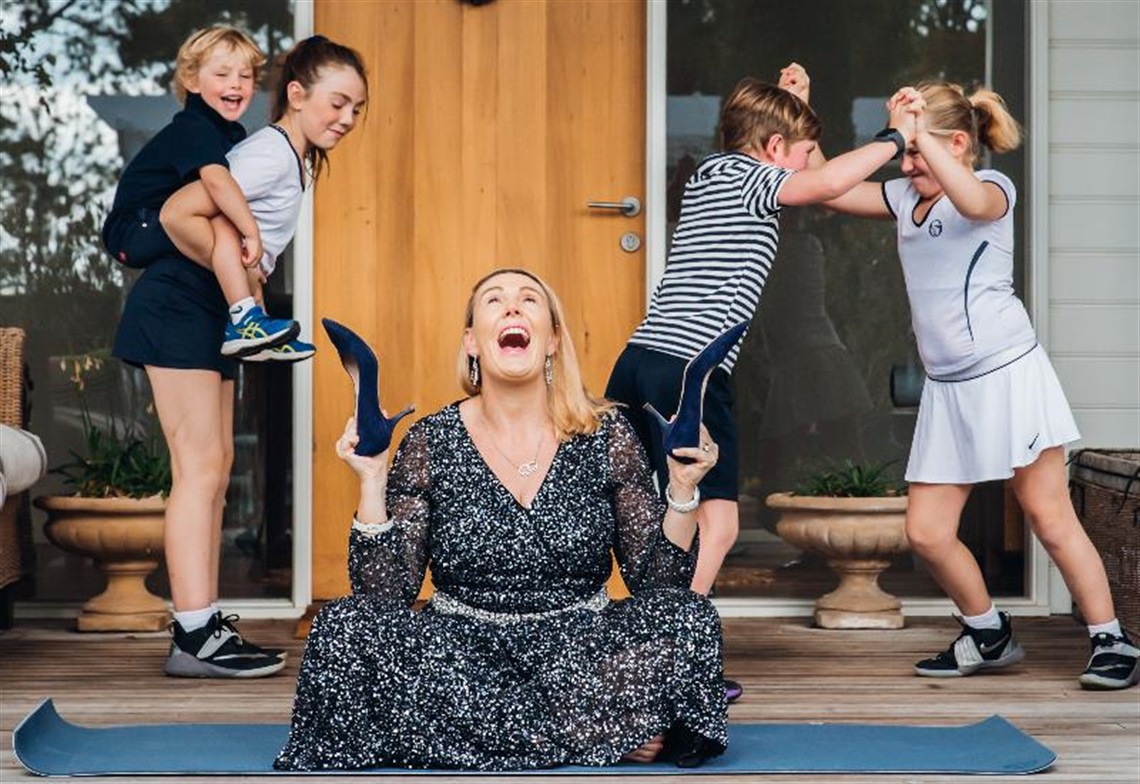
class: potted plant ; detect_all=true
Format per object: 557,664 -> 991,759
33,353 -> 172,632
766,461 -> 909,629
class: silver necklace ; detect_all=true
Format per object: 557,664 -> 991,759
486,426 -> 544,478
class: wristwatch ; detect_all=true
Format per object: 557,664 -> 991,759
873,127 -> 906,160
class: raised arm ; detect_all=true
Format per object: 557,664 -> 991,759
912,123 -> 1009,221
779,89 -> 920,207
338,416 -> 431,604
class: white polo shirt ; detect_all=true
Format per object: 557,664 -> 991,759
883,169 -> 1037,381
227,125 -> 305,278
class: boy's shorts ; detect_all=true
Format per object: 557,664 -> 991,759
103,207 -> 180,270
605,344 -> 739,501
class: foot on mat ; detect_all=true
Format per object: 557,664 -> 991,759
165,612 -> 285,679
725,677 -> 744,703
1079,631 -> 1140,690
914,612 -> 1024,677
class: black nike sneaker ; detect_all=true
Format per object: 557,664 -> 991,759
1079,631 -> 1140,690
914,612 -> 1025,677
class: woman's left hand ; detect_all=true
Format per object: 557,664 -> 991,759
667,423 -> 718,500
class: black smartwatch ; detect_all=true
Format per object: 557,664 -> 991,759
873,127 -> 906,160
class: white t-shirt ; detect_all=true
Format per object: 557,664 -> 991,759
227,125 -> 305,278
882,169 -> 1037,380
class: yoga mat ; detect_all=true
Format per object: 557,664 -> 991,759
13,699 -> 1056,776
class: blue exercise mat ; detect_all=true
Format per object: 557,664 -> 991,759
13,698 -> 1056,776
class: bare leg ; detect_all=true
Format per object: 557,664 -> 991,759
690,499 -> 738,595
146,367 -> 230,612
160,181 -> 218,267
208,380 -> 235,605
621,734 -> 664,763
1012,447 -> 1115,624
160,183 -> 254,307
905,483 -> 990,614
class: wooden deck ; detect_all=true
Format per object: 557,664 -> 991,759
1,615 -> 1137,783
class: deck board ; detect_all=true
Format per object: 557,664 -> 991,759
2,616 -> 1137,783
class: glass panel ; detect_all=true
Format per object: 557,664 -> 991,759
1,1 -> 295,604
665,0 -> 1028,599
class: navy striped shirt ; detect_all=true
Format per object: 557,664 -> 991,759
630,152 -> 793,372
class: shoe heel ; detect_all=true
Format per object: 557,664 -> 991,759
321,318 -> 414,456
646,321 -> 748,461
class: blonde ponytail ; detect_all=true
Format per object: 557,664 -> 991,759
917,81 -> 1022,164
969,89 -> 1021,154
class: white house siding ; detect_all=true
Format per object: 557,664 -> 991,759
1043,1 -> 1140,449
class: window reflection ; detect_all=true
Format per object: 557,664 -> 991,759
0,1 -> 295,604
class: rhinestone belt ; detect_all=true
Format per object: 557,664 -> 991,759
429,588 -> 610,625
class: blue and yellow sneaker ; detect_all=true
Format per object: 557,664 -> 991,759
221,305 -> 299,357
243,338 -> 316,364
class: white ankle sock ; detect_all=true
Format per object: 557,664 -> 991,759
174,606 -> 216,632
1088,619 -> 1122,638
961,604 -> 1003,630
229,297 -> 257,325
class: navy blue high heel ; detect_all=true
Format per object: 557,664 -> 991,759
321,318 -> 414,457
644,321 -> 749,461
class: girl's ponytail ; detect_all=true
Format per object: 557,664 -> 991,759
969,89 -> 1021,154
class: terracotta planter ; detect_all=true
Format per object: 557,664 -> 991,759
34,495 -> 170,632
765,492 -> 909,629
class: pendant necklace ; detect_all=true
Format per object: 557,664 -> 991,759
488,428 -> 544,478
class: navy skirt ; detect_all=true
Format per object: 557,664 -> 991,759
113,255 -> 237,380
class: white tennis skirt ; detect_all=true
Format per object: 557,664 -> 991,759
906,345 -> 1080,484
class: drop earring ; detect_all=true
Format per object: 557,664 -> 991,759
544,355 -> 553,386
469,355 -> 480,388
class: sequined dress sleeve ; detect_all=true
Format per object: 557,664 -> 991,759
606,412 -> 697,592
347,419 -> 431,604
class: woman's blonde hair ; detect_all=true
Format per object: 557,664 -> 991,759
917,81 -> 1022,164
172,26 -> 267,105
719,77 -> 822,152
457,268 -> 615,441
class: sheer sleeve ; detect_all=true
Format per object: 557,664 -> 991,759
607,413 -> 697,593
347,419 -> 432,604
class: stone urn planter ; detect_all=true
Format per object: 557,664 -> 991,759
765,492 -> 910,629
34,495 -> 170,632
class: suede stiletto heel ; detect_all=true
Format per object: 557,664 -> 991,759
644,321 -> 749,462
321,318 -> 414,457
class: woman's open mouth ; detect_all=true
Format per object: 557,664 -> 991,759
497,325 -> 531,352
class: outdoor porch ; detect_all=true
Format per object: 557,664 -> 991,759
1,615 -> 1136,783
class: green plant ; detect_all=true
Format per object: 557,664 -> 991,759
793,460 -> 904,498
52,353 -> 171,499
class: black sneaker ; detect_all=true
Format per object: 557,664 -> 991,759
165,612 -> 285,678
216,613 -> 287,660
914,612 -> 1025,677
1079,631 -> 1140,690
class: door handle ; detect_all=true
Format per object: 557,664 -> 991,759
586,196 -> 641,217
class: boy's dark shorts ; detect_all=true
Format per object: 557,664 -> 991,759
605,343 -> 738,501
113,256 -> 236,381
103,207 -> 180,270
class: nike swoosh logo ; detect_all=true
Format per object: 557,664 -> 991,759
1028,433 -> 1040,450
978,635 -> 1010,654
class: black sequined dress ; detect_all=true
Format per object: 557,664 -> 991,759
275,404 -> 727,771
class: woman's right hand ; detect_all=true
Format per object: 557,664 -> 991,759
336,416 -> 389,484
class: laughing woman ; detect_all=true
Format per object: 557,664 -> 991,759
275,269 -> 728,771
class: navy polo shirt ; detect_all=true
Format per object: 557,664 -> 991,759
103,93 -> 247,246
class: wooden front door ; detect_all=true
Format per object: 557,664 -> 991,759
311,0 -> 646,600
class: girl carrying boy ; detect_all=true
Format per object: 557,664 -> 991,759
111,30 -> 369,678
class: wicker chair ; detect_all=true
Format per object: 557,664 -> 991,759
1,327 -> 29,595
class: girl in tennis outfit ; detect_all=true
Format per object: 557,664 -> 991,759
827,82 -> 1138,690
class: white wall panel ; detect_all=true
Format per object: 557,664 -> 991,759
1050,152 -> 1140,198
1050,0 -> 1139,41
1050,100 -> 1140,147
1052,356 -> 1140,407
1048,304 -> 1140,355
1050,252 -> 1140,301
1050,48 -> 1140,93
1068,409 -> 1140,449
1049,203 -> 1140,250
